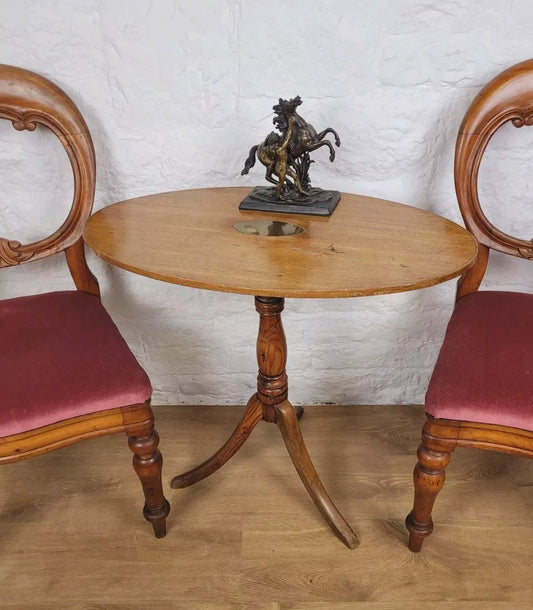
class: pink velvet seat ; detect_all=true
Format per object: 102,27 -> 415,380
0,291 -> 152,438
426,290 -> 533,431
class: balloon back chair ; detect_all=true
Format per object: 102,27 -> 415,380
405,59 -> 533,552
0,65 -> 169,537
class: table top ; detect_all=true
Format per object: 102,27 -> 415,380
83,187 -> 478,299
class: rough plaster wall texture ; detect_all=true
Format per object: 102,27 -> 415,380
2,0 -> 533,406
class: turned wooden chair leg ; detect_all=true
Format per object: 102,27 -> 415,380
128,427 -> 170,538
405,442 -> 451,552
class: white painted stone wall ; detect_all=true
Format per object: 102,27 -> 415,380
2,0 -> 533,406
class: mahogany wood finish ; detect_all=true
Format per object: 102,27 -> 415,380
84,175 -> 476,546
406,59 -> 533,552
65,238 -> 100,296
0,65 -> 169,537
170,398 -> 302,488
0,65 -> 95,269
172,296 -> 357,548
83,187 -> 477,298
129,425 -> 169,539
170,395 -> 263,488
274,399 -> 358,549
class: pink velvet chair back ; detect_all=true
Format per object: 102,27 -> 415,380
0,64 -> 96,267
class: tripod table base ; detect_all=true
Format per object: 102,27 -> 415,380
170,296 -> 358,549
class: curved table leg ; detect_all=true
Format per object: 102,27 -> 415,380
171,296 -> 354,549
275,400 -> 359,549
170,395 -> 263,489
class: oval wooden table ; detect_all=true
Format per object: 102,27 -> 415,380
84,186 -> 478,549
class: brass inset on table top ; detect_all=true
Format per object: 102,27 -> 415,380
233,220 -> 305,236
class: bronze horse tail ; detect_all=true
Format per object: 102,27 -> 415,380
241,145 -> 258,175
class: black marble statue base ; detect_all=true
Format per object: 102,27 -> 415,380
239,186 -> 341,217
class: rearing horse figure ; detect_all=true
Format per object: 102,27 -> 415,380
273,96 -> 341,164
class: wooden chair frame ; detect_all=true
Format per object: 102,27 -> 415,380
0,65 -> 169,537
406,59 -> 533,552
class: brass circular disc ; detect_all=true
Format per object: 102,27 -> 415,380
232,220 -> 305,236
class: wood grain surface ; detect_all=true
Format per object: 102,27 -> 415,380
2,404 -> 532,608
83,187 -> 477,298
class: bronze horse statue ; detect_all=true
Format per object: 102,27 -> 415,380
241,96 -> 340,198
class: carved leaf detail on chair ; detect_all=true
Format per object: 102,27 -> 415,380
0,107 -> 40,132
518,241 -> 533,259
12,117 -> 37,131
0,238 -> 33,267
511,109 -> 533,127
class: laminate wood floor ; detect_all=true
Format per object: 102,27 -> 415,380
1,405 -> 533,609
